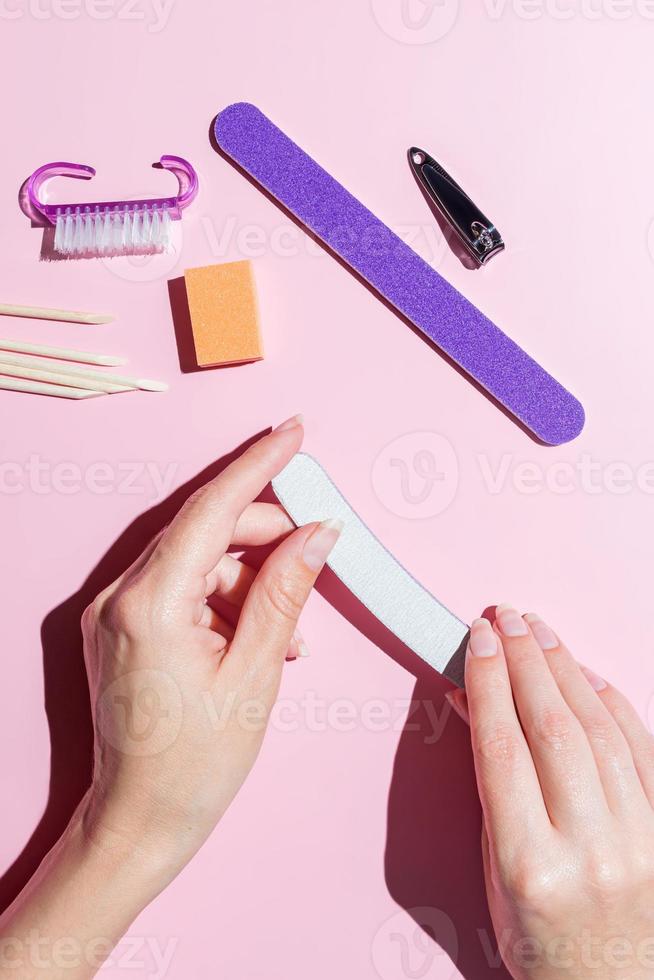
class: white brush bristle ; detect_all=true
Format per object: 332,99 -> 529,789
53,204 -> 173,257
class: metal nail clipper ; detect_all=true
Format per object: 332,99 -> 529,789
408,146 -> 504,266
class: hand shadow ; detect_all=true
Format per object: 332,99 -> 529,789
314,568 -> 511,979
0,430 -> 268,916
2,442 -> 508,979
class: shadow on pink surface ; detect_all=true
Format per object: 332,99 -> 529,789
208,118 -> 549,449
0,431 -> 267,919
17,176 -> 77,262
315,570 -> 511,980
0,430 -> 508,978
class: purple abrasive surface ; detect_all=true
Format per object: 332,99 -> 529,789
214,103 -> 584,446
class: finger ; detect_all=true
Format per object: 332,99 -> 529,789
494,604 -> 608,829
286,629 -> 310,662
201,601 -> 308,665
524,613 -> 649,815
112,529 -> 166,590
586,673 -> 654,808
152,417 -> 304,590
480,821 -> 512,970
206,554 -> 256,604
199,605 -> 234,646
445,688 -> 470,725
464,617 -> 551,854
232,502 -> 294,547
221,519 -> 342,688
120,502 -> 292,592
480,820 -> 493,896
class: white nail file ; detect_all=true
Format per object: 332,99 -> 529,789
272,453 -> 469,685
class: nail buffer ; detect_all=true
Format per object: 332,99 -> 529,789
272,453 -> 469,686
214,103 -> 585,447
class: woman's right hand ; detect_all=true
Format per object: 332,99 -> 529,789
447,608 -> 654,980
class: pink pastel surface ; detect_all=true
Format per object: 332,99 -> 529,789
1,1 -> 653,977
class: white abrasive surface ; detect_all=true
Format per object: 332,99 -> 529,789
272,453 -> 469,677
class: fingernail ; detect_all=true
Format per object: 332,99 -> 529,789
580,664 -> 608,692
286,631 -> 309,661
274,414 -> 304,432
445,690 -> 470,725
303,519 -> 343,572
523,613 -> 559,651
495,603 -> 529,637
468,618 -> 498,658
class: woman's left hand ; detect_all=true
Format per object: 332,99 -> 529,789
0,416 -> 342,978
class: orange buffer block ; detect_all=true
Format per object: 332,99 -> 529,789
184,260 -> 264,367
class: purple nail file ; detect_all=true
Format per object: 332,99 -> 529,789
213,103 -> 585,446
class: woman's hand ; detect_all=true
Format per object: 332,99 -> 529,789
446,607 -> 654,980
81,414 -> 342,875
0,416 -> 342,978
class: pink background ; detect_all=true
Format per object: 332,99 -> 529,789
2,1 -> 654,977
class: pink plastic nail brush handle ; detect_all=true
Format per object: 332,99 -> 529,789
27,155 -> 198,223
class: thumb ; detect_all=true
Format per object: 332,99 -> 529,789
227,518 -> 343,673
